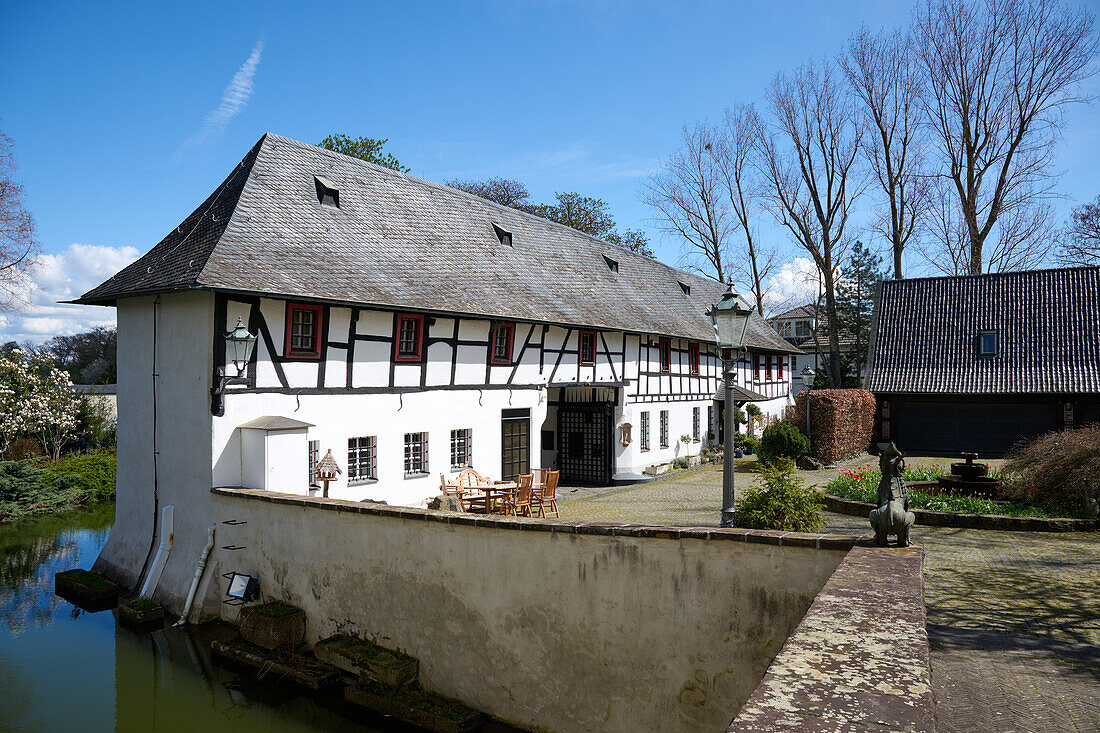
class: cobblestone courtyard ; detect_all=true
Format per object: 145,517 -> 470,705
559,462 -> 1100,732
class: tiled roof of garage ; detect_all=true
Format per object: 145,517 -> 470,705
864,267 -> 1100,394
78,133 -> 796,353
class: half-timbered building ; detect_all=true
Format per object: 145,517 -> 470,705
78,133 -> 799,508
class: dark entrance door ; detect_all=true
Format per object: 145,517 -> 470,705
501,409 -> 530,481
557,401 -> 613,485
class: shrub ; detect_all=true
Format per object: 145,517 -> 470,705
742,435 -> 758,453
1003,424 -> 1100,513
41,449 -> 116,501
671,457 -> 690,470
737,458 -> 824,532
745,404 -> 762,418
756,420 -> 809,465
0,460 -> 86,519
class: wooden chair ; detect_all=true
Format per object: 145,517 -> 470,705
505,474 -> 534,517
531,468 -> 550,487
533,470 -> 560,518
455,468 -> 491,513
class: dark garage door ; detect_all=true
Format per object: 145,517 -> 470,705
893,400 -> 1061,456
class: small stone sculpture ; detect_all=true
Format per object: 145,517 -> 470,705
869,442 -> 915,547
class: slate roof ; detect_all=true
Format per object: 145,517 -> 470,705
79,133 -> 795,353
864,267 -> 1100,394
764,302 -> 857,352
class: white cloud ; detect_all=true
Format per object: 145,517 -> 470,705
762,257 -> 822,315
174,40 -> 264,162
0,243 -> 140,344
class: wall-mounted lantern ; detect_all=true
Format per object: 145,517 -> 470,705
211,316 -> 258,416
226,316 -> 258,377
619,422 -> 633,447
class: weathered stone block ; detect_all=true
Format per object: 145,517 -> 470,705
118,596 -> 165,627
211,639 -> 341,690
237,601 -> 306,650
345,679 -> 485,733
54,569 -> 120,610
427,495 -> 463,512
314,634 -> 419,688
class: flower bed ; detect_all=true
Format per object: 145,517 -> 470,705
826,463 -> 1085,519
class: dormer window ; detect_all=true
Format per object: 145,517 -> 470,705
979,331 -> 998,356
678,281 -> 691,295
492,223 -> 513,247
314,175 -> 339,208
603,255 -> 619,273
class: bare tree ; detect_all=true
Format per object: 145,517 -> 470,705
714,106 -> 781,311
0,130 -> 39,310
916,0 -> 1097,274
642,124 -> 734,282
1057,194 -> 1100,265
842,26 -> 929,279
755,60 -> 864,387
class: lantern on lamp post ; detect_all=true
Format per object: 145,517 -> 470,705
709,284 -> 754,528
800,366 -> 816,454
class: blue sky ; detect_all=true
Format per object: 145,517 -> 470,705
1,0 -> 1097,341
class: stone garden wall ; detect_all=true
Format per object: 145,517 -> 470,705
794,389 -> 876,465
208,487 -> 854,732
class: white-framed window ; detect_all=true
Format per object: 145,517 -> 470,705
308,439 -> 319,485
659,410 -> 669,448
693,407 -> 700,442
404,432 -> 429,476
795,320 -> 812,338
450,428 -> 472,470
640,411 -> 650,451
777,321 -> 792,337
348,436 -> 377,484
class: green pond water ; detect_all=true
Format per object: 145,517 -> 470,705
0,506 -> 411,732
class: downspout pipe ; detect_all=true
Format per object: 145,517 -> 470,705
175,524 -> 216,626
139,504 -> 174,599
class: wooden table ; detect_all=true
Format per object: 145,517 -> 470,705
444,482 -> 519,514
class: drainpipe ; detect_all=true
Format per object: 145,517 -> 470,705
175,524 -> 216,626
139,504 -> 173,598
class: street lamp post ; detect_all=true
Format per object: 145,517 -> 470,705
800,366 -> 816,455
710,284 -> 754,528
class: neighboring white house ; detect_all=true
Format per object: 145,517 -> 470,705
78,134 -> 799,592
766,304 -> 859,393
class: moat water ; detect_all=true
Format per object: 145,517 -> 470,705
0,506 -> 411,732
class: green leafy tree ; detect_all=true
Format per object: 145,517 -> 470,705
609,229 -> 654,257
446,177 -> 530,207
834,241 -> 886,386
318,134 -> 409,172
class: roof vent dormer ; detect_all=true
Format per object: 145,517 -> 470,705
602,255 -> 619,273
314,175 -> 339,208
678,281 -> 691,295
492,223 -> 513,247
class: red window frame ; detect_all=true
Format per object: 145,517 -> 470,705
659,338 -> 671,373
579,330 -> 597,366
765,355 -> 773,380
284,303 -> 324,359
490,322 -> 516,365
778,356 -> 785,379
393,313 -> 426,362
753,354 -> 761,381
688,343 -> 700,375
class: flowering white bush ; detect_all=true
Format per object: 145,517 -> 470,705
0,348 -> 82,460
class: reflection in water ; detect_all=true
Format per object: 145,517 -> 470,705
0,507 -> 409,732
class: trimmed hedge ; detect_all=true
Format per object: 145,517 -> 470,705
794,389 -> 875,464
756,420 -> 809,465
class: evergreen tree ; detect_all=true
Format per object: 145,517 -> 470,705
833,241 -> 886,386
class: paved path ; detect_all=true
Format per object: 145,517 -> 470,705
559,463 -> 1100,732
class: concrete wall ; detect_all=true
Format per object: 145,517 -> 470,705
95,291 -> 214,589
207,489 -> 848,733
